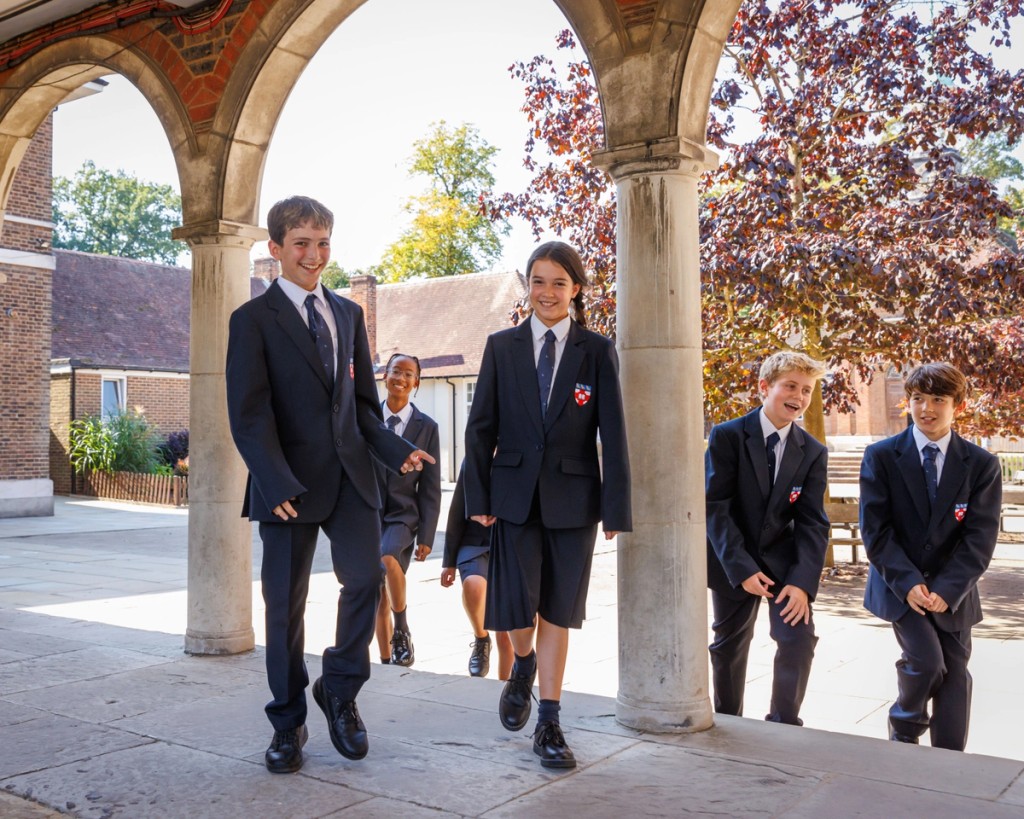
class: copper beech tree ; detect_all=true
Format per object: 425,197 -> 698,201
489,3 -> 1024,438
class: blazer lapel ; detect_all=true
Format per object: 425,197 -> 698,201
743,411 -> 772,498
512,322 -> 545,438
544,321 -> 585,432
325,289 -> 351,395
403,407 -> 424,444
927,433 -> 968,535
268,281 -> 333,393
895,428 -> 931,526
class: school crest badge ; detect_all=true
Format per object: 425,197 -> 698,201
349,357 -> 355,380
574,383 -> 592,407
954,503 -> 967,522
789,486 -> 802,504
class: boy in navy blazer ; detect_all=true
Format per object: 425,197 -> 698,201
226,197 -> 433,773
705,351 -> 829,726
860,362 -> 1001,751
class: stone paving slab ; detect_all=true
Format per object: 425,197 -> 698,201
0,644 -> 174,696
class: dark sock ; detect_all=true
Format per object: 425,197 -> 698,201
513,650 -> 537,676
475,633 -> 491,643
537,699 -> 560,725
392,607 -> 408,633
380,656 -> 390,664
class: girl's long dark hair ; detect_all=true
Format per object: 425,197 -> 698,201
526,241 -> 590,329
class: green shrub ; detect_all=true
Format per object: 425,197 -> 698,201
68,410 -> 160,475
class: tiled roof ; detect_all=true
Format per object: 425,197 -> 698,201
362,271 -> 526,378
51,249 -> 191,371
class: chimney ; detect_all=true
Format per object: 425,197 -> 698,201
348,274 -> 377,364
252,257 -> 279,282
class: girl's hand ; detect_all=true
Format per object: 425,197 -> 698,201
414,543 -> 431,561
440,567 -> 456,587
471,514 -> 496,527
604,530 -> 620,540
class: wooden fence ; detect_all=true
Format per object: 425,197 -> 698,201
80,471 -> 189,507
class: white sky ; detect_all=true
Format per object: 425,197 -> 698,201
51,1 -> 1022,272
52,0 -> 574,272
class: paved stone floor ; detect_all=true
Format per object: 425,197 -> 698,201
1,494 -> 1022,817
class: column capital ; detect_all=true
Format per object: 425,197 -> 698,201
172,219 -> 267,249
592,136 -> 719,181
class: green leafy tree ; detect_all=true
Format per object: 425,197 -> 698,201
53,160 -> 183,264
376,121 -> 508,281
320,261 -> 352,290
961,134 -> 1024,240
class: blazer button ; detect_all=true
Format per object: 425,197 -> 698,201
536,444 -> 544,451
763,524 -> 770,531
332,403 -> 340,413
923,572 -> 931,579
924,544 -> 933,551
335,438 -> 343,447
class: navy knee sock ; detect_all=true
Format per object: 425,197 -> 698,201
513,650 -> 537,676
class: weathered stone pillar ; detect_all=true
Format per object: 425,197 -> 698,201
594,137 -> 716,733
173,219 -> 267,655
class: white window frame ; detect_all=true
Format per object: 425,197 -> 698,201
101,376 -> 126,419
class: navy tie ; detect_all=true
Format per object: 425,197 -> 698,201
304,294 -> 334,387
922,443 -> 940,504
387,415 -> 401,435
766,431 -> 780,490
537,329 -> 556,418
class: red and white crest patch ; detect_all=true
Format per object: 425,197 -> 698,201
789,486 -> 802,504
954,503 -> 967,522
574,383 -> 592,406
349,357 -> 355,380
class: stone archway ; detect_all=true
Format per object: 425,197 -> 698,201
0,0 -> 754,734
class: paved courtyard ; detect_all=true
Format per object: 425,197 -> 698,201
0,493 -> 1022,817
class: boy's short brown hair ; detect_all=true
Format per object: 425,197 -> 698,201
759,351 -> 827,385
266,196 -> 334,245
903,362 -> 968,405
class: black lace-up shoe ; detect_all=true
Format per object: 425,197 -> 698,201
312,677 -> 368,760
390,628 -> 415,667
532,720 -> 576,769
468,636 -> 491,677
265,724 -> 307,773
499,662 -> 536,731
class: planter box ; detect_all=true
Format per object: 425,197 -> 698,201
80,471 -> 189,507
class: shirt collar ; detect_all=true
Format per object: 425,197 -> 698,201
384,401 -> 414,426
759,408 -> 792,444
531,312 -> 572,342
912,425 -> 951,456
277,277 -> 326,310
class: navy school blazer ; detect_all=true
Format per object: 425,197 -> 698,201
464,319 -> 631,532
375,404 -> 442,548
859,427 -> 1001,632
225,280 -> 415,523
705,409 -> 830,601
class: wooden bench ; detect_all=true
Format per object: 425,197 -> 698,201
825,500 -> 862,564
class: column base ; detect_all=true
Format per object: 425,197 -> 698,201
616,690 -> 714,734
184,626 -> 255,656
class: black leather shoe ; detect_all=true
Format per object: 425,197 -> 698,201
532,720 -> 576,769
888,719 -> 920,744
468,636 -> 491,677
499,663 -> 536,731
391,629 -> 415,667
265,724 -> 307,773
312,677 -> 368,760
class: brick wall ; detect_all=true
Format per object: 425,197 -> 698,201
49,373 -> 72,493
349,274 -> 377,363
0,113 -> 53,484
128,376 -> 190,433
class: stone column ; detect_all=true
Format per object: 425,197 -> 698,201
593,137 -> 716,733
173,219 -> 267,655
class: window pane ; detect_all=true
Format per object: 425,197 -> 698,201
102,379 -> 123,418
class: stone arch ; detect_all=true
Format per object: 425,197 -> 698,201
0,36 -> 193,218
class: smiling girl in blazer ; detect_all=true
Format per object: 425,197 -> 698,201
464,241 -> 631,769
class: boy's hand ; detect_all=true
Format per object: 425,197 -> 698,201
471,514 -> 496,526
414,543 -> 431,561
742,572 -> 775,598
399,449 -> 437,475
440,567 -> 456,587
776,585 -> 810,625
906,583 -> 931,615
925,592 -> 949,613
604,530 -> 621,540
272,498 -> 299,521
